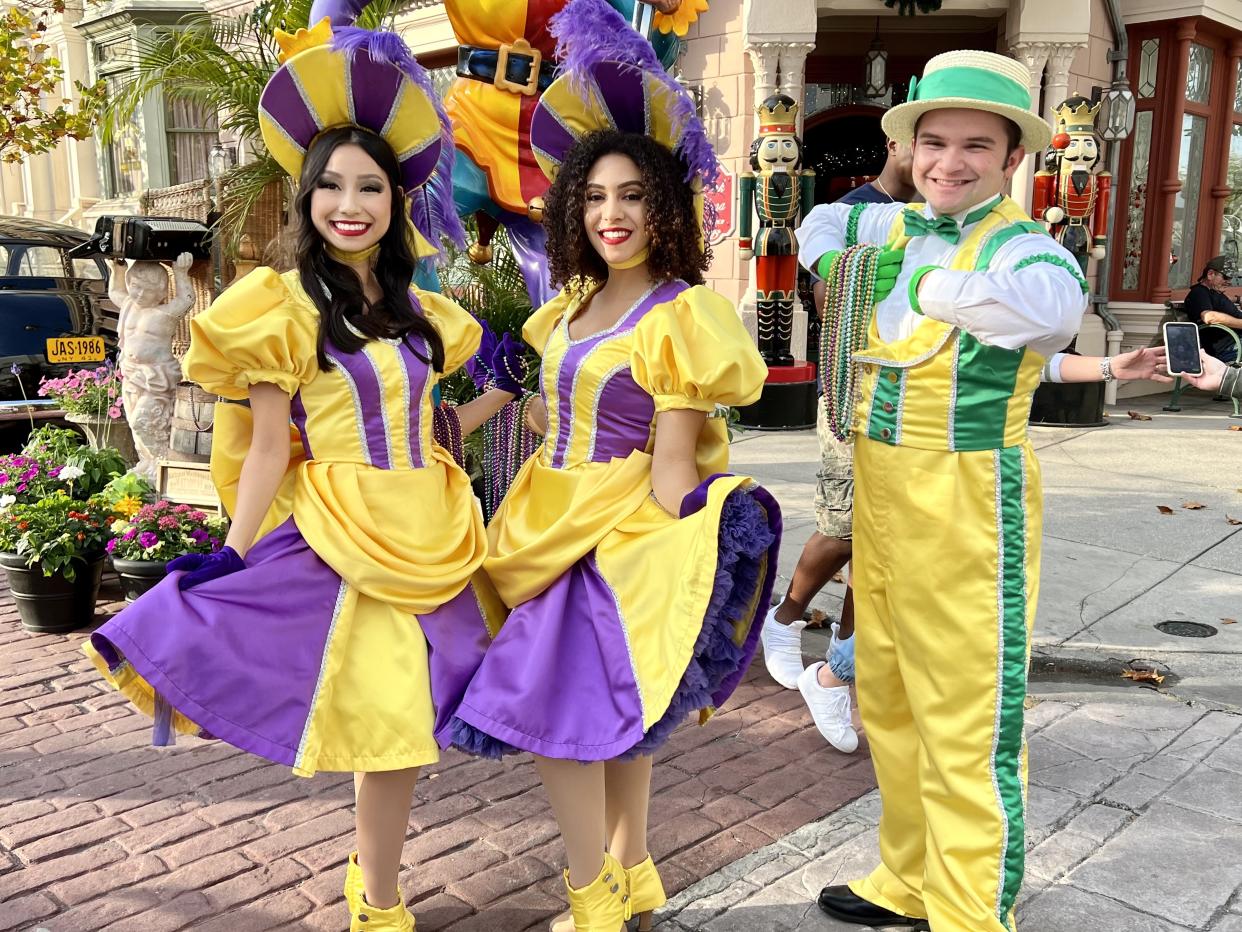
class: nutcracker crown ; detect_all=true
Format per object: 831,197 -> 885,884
757,94 -> 799,134
1054,95 -> 1101,133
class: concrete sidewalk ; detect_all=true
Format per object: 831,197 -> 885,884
732,390 -> 1242,711
653,687 -> 1242,931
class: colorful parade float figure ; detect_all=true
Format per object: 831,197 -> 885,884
311,0 -> 702,306
736,94 -> 818,429
1033,95 -> 1111,274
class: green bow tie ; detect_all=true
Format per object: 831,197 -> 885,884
902,210 -> 961,244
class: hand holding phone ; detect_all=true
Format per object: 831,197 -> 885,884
1163,322 -> 1203,377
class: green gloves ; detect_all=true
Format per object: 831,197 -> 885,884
872,246 -> 905,303
815,245 -> 906,304
815,250 -> 841,281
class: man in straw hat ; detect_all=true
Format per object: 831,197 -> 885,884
795,50 -> 1090,931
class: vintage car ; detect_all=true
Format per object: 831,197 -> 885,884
0,217 -> 119,449
0,216 -> 118,398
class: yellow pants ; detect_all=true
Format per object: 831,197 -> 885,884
850,437 -> 1041,932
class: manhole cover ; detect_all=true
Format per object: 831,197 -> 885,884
1155,620 -> 1218,638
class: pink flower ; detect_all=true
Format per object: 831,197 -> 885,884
157,515 -> 179,530
173,504 -> 191,514
107,406 -> 121,419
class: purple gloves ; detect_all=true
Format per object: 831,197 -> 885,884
466,321 -> 499,391
467,319 -> 527,396
168,546 -> 245,590
490,332 -> 527,396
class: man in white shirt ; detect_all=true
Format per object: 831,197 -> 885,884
794,50 -> 1088,932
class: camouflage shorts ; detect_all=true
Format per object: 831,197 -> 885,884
813,396 -> 854,540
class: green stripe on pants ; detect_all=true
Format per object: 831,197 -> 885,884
993,445 -> 1028,928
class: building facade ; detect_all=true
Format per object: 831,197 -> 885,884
4,0 -> 1240,397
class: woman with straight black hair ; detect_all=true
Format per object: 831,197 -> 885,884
84,22 -> 518,932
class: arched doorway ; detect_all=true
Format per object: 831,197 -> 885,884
803,106 -> 888,204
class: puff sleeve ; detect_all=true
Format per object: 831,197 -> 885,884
631,285 -> 767,413
182,268 -> 319,400
416,289 -> 482,376
521,289 -> 577,357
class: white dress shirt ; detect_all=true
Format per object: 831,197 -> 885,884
796,197 -> 1088,361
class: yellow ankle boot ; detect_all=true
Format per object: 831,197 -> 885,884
344,851 -> 364,915
350,894 -> 415,932
565,853 -> 630,931
625,856 -> 666,931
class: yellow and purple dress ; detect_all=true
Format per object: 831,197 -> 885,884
451,280 -> 782,760
85,268 -> 503,777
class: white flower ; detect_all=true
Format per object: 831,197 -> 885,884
59,465 -> 85,481
0,494 -> 14,510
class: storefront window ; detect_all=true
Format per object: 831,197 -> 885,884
1222,124 -> 1242,287
1138,38 -> 1159,97
1122,111 -> 1152,291
1169,113 -> 1208,289
1186,44 -> 1213,104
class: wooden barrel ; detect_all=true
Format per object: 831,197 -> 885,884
169,382 -> 215,462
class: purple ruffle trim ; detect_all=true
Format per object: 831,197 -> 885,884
621,490 -> 774,757
449,716 -> 515,760
449,487 -> 776,761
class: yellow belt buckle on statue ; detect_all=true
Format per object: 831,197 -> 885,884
495,39 -> 542,97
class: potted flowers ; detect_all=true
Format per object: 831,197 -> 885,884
107,500 -> 226,601
37,364 -> 138,466
0,494 -> 116,632
0,426 -> 128,632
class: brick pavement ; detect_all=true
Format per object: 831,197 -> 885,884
0,574 -> 874,932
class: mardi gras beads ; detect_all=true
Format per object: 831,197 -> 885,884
819,244 -> 882,441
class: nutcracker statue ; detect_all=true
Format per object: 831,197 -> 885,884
739,94 -> 816,367
1033,95 -> 1111,274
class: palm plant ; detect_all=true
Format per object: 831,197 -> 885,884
97,0 -> 404,254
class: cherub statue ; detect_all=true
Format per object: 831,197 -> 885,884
108,253 -> 196,480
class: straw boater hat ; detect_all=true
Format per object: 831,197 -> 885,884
881,50 -> 1052,154
257,15 -> 465,256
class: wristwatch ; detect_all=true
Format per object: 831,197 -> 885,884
1099,356 -> 1115,382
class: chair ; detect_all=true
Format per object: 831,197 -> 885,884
1162,299 -> 1241,418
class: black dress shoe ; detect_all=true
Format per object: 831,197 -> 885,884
816,884 -> 924,926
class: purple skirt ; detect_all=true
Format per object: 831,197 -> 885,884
450,483 -> 781,761
86,518 -> 493,775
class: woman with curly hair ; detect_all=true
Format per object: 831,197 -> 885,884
449,4 -> 782,929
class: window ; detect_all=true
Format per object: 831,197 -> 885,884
1169,114 -> 1208,289
165,97 -> 219,185
1113,24 -> 1241,302
100,74 -> 143,199
11,246 -> 66,278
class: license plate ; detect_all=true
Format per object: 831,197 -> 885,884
46,336 -> 105,363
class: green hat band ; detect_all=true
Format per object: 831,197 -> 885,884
909,66 -> 1031,111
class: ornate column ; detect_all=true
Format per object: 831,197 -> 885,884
1008,42 -> 1050,214
1151,19 -> 1197,305
778,42 -> 816,137
1043,43 -> 1082,126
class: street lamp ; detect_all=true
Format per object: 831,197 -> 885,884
1096,78 -> 1136,142
864,20 -> 888,99
207,143 -> 236,297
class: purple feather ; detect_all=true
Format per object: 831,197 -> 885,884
548,0 -> 719,228
308,0 -> 369,28
331,26 -> 466,255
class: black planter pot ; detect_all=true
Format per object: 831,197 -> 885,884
110,557 -> 169,602
0,552 -> 105,634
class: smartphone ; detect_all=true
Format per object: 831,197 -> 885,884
1163,321 -> 1203,377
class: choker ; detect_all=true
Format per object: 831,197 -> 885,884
327,242 -> 381,265
606,246 -> 650,271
